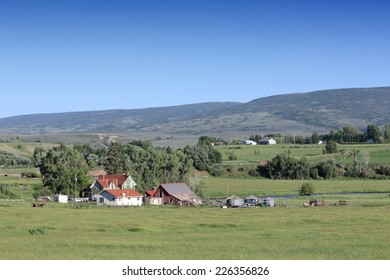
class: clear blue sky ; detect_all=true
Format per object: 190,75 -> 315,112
1,0 -> 389,118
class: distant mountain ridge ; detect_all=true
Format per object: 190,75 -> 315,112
1,87 -> 390,138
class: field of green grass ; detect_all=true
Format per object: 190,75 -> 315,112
216,143 -> 390,165
202,176 -> 390,198
1,203 -> 389,260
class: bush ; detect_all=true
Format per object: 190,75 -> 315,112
376,165 -> 390,176
299,182 -> 315,196
325,140 -> 338,154
207,164 -> 223,176
21,171 -> 41,178
0,185 -> 20,199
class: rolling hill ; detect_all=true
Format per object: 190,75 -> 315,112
1,87 -> 389,142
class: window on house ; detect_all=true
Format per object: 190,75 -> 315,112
99,197 -> 104,203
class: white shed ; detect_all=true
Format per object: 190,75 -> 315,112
54,194 -> 68,203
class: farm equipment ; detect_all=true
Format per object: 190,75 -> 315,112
32,202 -> 45,207
333,200 -> 347,206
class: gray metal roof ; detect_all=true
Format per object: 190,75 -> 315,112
160,183 -> 194,195
226,194 -> 242,200
159,183 -> 202,202
245,195 -> 258,200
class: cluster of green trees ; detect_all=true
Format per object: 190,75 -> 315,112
319,124 -> 389,144
304,125 -> 389,144
33,138 -> 222,197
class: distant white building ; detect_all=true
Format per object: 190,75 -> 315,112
242,140 -> 257,145
258,137 -> 276,145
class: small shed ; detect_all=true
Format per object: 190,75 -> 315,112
263,197 -> 275,207
143,190 -> 162,205
244,195 -> 259,206
226,195 -> 243,207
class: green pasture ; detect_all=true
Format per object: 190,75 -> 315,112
216,143 -> 390,165
0,142 -> 33,158
202,176 -> 390,198
0,204 -> 389,260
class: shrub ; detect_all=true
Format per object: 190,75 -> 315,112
325,140 -> 338,154
299,182 -> 315,196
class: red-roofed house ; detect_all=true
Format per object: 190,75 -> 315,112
89,174 -> 137,201
96,189 -> 143,206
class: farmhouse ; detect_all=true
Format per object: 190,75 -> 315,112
89,174 -> 137,200
96,189 -> 143,206
258,137 -> 276,145
154,183 -> 202,205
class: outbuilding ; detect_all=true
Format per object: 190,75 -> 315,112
263,197 -> 275,207
54,194 -> 68,203
143,190 -> 163,206
244,195 -> 259,206
258,137 -> 276,145
242,140 -> 257,145
226,195 -> 243,207
154,183 -> 202,206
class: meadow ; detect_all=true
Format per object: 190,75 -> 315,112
216,143 -> 390,165
1,203 -> 390,260
201,176 -> 390,198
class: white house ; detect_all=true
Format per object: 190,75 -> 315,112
258,137 -> 276,145
96,189 -> 143,206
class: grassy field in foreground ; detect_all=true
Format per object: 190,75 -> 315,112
0,204 -> 389,260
